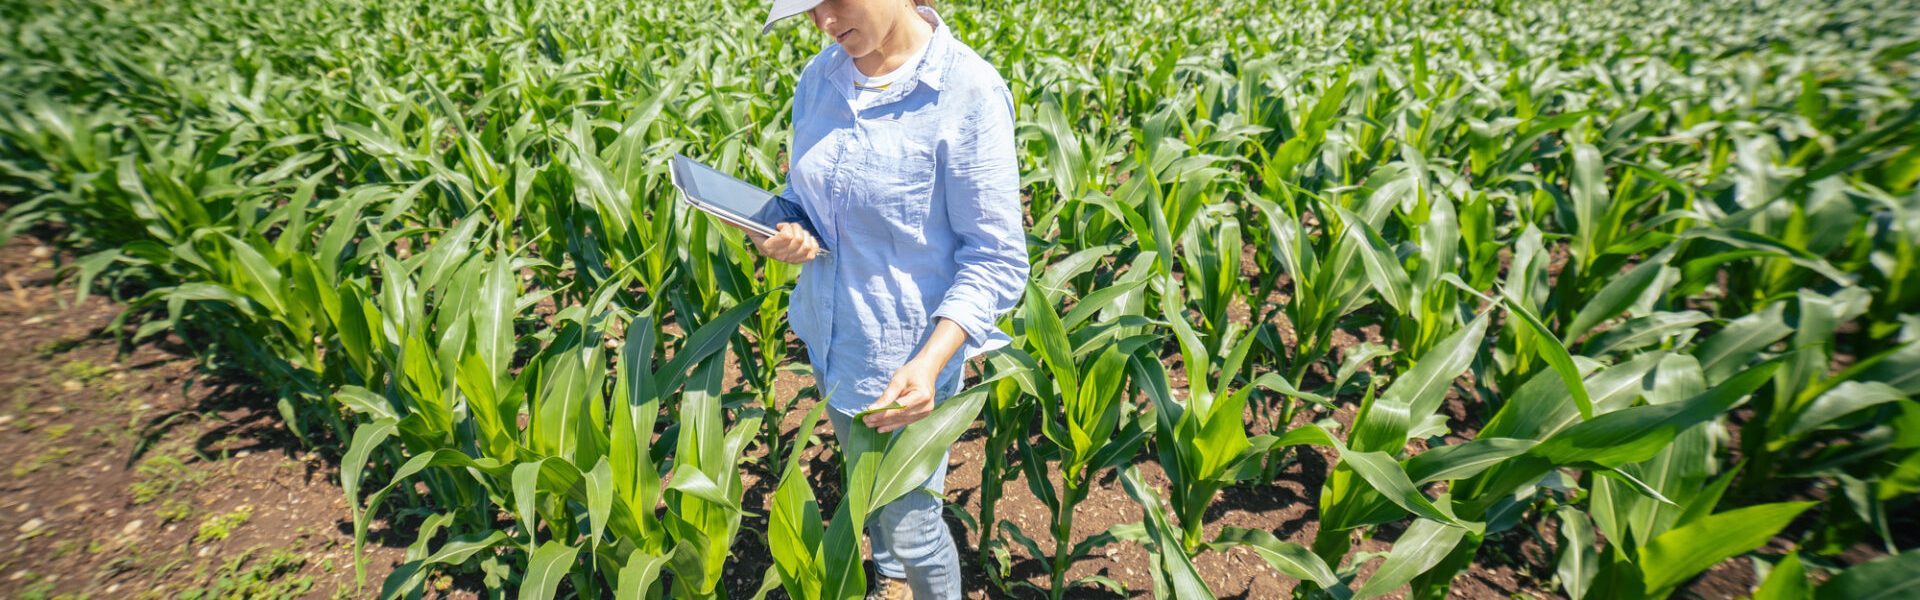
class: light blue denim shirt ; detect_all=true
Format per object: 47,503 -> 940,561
775,9 -> 1028,412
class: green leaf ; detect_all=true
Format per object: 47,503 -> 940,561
820,497 -> 868,600
1691,302 -> 1791,385
1567,143 -> 1611,267
1672,464 -> 1741,529
1062,277 -> 1149,330
584,458 -> 614,551
1816,551 -> 1920,600
1040,243 -> 1120,299
1786,381 -> 1907,438
1404,437 -> 1536,484
414,214 -> 483,292
870,384 -> 987,510
770,402 -> 829,600
1582,311 -> 1710,357
1119,465 -> 1214,600
1023,279 -> 1081,403
616,552 -> 670,598
1556,507 -> 1598,600
1850,339 -> 1920,395
512,461 -> 546,543
1502,292 -> 1593,419
333,386 -> 398,422
224,234 -> 288,314
1331,204 -> 1414,315
1753,552 -> 1809,600
1638,501 -> 1815,594
1489,352 -> 1657,442
1356,518 -> 1473,599
519,541 -> 580,600
378,562 -> 430,600
422,531 -> 511,567
1566,247 -> 1675,342
652,293 -> 766,393
70,249 -> 122,306
1351,311 -> 1490,454
1532,360 -> 1777,468
1161,285 -> 1212,401
1341,450 -> 1466,527
1682,228 -> 1851,285
475,257 -> 518,376
344,419 -> 398,587
1210,527 -> 1340,589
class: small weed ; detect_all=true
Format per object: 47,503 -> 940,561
101,552 -> 143,578
177,546 -> 312,600
11,445 -> 76,477
20,528 -> 54,542
33,338 -> 83,357
51,539 -> 83,560
42,422 -> 72,441
85,423 -> 128,448
157,498 -> 194,523
194,505 -> 252,544
17,578 -> 54,600
59,359 -> 112,384
121,398 -> 152,430
13,408 -> 37,432
129,454 -> 203,505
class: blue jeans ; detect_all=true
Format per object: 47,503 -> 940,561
825,375 -> 964,600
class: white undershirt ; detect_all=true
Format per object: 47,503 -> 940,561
830,7 -> 936,111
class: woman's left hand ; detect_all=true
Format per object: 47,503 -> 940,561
862,357 -> 942,433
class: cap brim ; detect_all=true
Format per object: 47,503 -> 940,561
762,0 -> 823,35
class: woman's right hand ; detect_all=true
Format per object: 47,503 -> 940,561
748,222 -> 821,264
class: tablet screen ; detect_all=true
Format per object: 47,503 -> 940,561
671,155 -> 793,230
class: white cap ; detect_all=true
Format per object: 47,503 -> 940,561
762,0 -> 824,35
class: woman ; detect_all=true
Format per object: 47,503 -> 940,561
754,0 -> 1028,597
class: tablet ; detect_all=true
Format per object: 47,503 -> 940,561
669,154 -> 827,254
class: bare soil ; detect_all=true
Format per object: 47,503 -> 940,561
0,238 -> 427,599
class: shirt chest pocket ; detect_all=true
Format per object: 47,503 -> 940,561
848,150 -> 936,244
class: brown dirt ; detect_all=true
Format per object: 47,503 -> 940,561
0,237 -> 428,599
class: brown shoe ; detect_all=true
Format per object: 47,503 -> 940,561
869,576 -> 912,600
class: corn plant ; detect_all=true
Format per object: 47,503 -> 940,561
661,357 -> 758,598
969,349 -> 1036,589
767,381 -> 988,600
1113,281 -> 1341,591
996,279 -> 1155,598
1248,181 -> 1405,386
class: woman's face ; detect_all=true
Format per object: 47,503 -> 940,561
808,0 -> 907,59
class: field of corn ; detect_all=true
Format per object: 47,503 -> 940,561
3,0 -> 1919,597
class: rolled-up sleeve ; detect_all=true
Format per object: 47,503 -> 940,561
931,82 -> 1029,357
769,186 -> 826,244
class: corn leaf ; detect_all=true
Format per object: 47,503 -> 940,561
1637,501 -> 1815,594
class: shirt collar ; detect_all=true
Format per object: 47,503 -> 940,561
833,7 -> 950,106
910,7 -> 952,92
